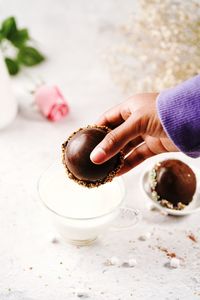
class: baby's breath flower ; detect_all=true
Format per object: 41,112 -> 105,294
106,0 -> 200,94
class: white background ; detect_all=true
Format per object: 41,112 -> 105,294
0,1 -> 200,299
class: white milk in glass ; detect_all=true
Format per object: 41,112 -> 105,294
0,51 -> 18,129
39,164 -> 125,243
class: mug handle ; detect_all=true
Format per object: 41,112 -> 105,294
110,206 -> 142,231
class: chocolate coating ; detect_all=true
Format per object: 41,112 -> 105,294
62,126 -> 123,186
155,159 -> 196,206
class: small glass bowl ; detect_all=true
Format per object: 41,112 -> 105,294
38,162 -> 141,246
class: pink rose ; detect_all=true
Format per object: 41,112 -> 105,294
35,85 -> 69,121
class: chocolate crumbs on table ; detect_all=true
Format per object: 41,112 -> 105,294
157,246 -> 176,258
188,233 -> 198,243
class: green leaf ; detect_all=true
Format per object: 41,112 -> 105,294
5,57 -> 20,75
11,28 -> 29,48
0,30 -> 3,42
1,17 -> 17,40
1,17 -> 29,46
17,46 -> 45,66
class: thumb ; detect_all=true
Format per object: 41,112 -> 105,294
90,114 -> 142,164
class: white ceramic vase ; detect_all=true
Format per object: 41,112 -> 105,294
0,51 -> 18,129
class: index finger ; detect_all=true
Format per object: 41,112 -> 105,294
90,113 -> 141,164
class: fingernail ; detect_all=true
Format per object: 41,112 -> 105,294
90,147 -> 106,164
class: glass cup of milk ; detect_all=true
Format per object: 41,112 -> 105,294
38,162 -> 140,246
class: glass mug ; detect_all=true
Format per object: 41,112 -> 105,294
38,162 -> 141,246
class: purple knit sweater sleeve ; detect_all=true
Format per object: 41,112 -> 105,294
157,74 -> 200,158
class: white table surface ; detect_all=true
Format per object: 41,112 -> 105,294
0,1 -> 200,299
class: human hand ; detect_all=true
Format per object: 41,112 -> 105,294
90,93 -> 179,176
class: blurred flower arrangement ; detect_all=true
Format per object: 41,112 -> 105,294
0,16 -> 45,75
0,16 -> 69,122
106,0 -> 200,93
